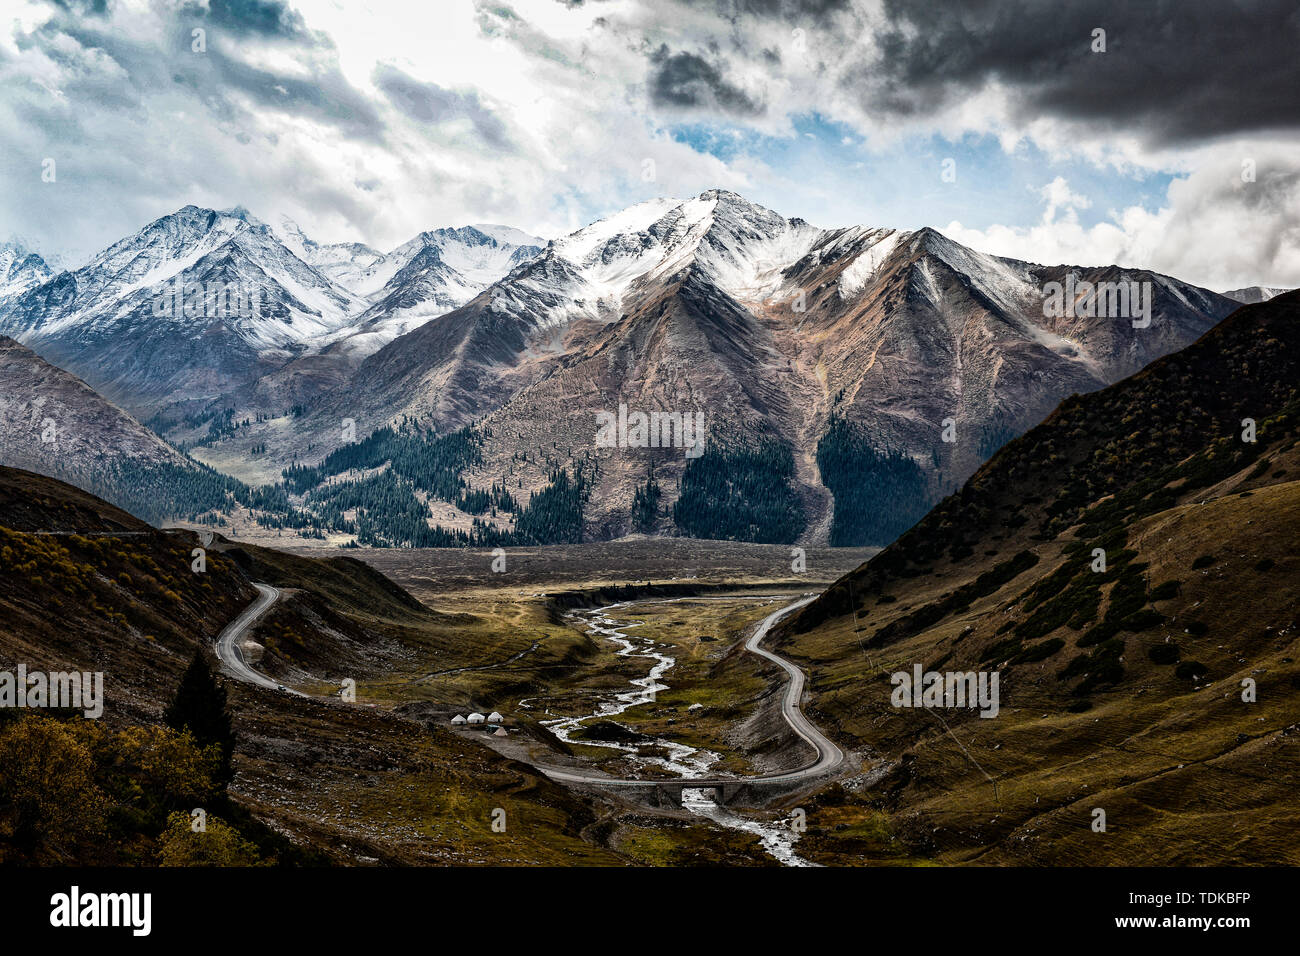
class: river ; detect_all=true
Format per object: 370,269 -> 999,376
535,600 -> 815,867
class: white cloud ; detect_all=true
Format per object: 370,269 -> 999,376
942,144 -> 1300,291
1039,176 -> 1091,225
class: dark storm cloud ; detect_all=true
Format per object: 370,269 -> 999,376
204,48 -> 386,141
180,0 -> 308,39
372,64 -> 512,149
727,0 -> 849,24
861,0 -> 1300,145
49,0 -> 111,15
563,0 -> 851,25
648,45 -> 764,115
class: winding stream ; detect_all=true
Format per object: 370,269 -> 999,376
536,600 -> 814,867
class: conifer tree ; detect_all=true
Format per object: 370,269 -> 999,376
163,651 -> 235,787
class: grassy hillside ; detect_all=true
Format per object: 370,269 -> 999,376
0,469 -> 257,716
0,467 -> 737,865
775,292 -> 1300,865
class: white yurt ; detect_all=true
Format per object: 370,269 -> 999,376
488,711 -> 504,722
467,712 -> 487,724
451,714 -> 466,725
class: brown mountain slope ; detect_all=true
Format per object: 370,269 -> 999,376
771,292 -> 1300,865
0,336 -> 192,483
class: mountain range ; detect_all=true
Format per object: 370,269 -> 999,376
0,208 -> 542,425
192,189 -> 1238,545
0,192 -> 1251,545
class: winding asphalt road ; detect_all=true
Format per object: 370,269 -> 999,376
214,583 -> 305,696
215,585 -> 842,790
537,595 -> 845,791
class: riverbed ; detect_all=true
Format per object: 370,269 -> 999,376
539,601 -> 814,867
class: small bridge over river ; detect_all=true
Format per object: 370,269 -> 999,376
603,778 -> 761,808
538,771 -> 821,808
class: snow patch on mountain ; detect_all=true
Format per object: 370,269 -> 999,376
838,229 -> 901,298
911,228 -> 1039,315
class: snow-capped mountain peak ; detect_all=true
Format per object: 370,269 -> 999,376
272,214 -> 386,292
11,205 -> 362,341
681,190 -> 822,296
272,214 -> 316,260
468,223 -> 545,248
0,204 -> 372,413
320,222 -> 543,303
903,226 -> 1040,314
1223,285 -> 1293,304
412,225 -> 544,287
295,221 -> 546,359
0,239 -> 53,302
0,205 -> 549,416
518,189 -> 821,329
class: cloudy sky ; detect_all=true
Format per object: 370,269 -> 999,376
3,0 -> 1299,290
